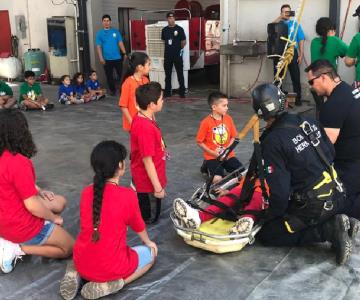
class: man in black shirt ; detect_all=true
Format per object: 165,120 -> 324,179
251,83 -> 358,265
306,60 -> 360,218
161,12 -> 186,98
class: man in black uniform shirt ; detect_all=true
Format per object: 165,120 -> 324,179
306,60 -> 360,218
161,12 -> 186,98
252,83 -> 358,265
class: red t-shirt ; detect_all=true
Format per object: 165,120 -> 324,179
0,150 -> 44,243
73,184 -> 145,282
130,115 -> 167,193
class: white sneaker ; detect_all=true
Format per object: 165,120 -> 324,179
173,198 -> 201,229
0,238 -> 24,273
229,217 -> 254,236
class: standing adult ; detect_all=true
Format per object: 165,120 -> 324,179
305,59 -> 360,218
310,17 -> 348,115
161,12 -> 186,98
345,5 -> 360,87
96,14 -> 127,96
272,4 -> 305,106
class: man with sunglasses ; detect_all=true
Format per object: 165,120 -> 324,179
305,59 -> 360,219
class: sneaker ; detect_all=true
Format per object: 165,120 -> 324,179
229,216 -> 254,235
0,238 -> 24,273
97,95 -> 105,101
60,260 -> 81,300
19,103 -> 27,111
324,214 -> 352,265
173,198 -> 201,229
80,279 -> 125,299
45,103 -> 54,110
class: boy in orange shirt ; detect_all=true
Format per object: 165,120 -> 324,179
196,92 -> 243,183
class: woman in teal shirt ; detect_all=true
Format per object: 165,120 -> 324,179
310,17 -> 348,116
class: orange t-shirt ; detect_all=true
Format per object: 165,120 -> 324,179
196,114 -> 238,160
119,76 -> 149,131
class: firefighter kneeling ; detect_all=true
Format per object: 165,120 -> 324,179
253,83 -> 359,265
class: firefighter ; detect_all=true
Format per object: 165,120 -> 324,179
252,83 -> 359,265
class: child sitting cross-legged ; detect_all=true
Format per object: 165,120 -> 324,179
72,72 -> 95,103
19,71 -> 54,110
86,70 -> 106,100
60,141 -> 157,300
58,75 -> 80,105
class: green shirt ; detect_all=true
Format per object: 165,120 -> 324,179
0,81 -> 13,97
19,82 -> 42,103
310,36 -> 348,69
347,33 -> 360,81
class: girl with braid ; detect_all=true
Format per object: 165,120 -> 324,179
60,141 -> 157,300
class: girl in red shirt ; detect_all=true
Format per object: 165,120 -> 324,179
119,52 -> 151,132
0,109 -> 74,274
60,141 -> 157,300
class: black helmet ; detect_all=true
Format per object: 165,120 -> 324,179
251,83 -> 286,120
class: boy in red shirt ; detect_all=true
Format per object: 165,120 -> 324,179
130,82 -> 167,224
196,92 -> 243,183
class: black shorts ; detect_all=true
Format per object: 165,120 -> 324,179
205,157 -> 243,177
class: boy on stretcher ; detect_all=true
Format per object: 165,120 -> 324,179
173,176 -> 269,235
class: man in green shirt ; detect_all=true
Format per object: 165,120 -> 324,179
345,5 -> 360,85
0,80 -> 16,109
19,71 -> 52,110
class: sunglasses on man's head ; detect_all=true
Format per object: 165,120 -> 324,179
308,72 -> 331,86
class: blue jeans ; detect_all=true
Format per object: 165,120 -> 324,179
21,221 -> 55,246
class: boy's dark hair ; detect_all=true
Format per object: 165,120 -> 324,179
0,109 -> 37,158
136,82 -> 162,110
304,59 -> 338,78
90,140 -> 127,242
315,17 -> 336,54
89,70 -> 97,76
60,75 -> 70,82
102,14 -> 111,21
24,70 -> 35,79
208,91 -> 228,107
281,4 -> 291,11
122,52 -> 150,84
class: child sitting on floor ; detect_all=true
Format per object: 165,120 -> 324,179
173,175 -> 269,235
0,80 -> 16,109
72,72 -> 95,103
58,75 -> 80,105
0,109 -> 74,274
60,141 -> 157,300
196,91 -> 243,183
86,70 -> 106,100
19,71 -> 54,110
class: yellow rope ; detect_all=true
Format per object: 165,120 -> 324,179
274,0 -> 307,83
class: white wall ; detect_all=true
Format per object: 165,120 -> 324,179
220,0 -> 359,98
0,0 -> 74,66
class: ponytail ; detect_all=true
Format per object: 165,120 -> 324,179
122,52 -> 150,84
315,17 -> 335,55
92,172 -> 106,242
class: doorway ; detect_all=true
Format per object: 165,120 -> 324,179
118,7 -> 132,52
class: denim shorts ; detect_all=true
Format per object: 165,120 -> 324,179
132,245 -> 153,270
21,221 -> 56,246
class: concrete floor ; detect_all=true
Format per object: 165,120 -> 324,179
2,76 -> 360,300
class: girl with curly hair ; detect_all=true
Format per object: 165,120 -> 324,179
0,109 -> 74,274
60,141 -> 157,300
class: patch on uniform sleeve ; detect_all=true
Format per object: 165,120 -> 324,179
265,103 -> 275,111
265,165 -> 274,174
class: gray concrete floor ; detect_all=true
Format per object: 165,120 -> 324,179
2,75 -> 360,300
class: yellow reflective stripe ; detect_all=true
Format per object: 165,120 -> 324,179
313,171 -> 332,190
284,221 -> 295,233
317,189 -> 333,198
